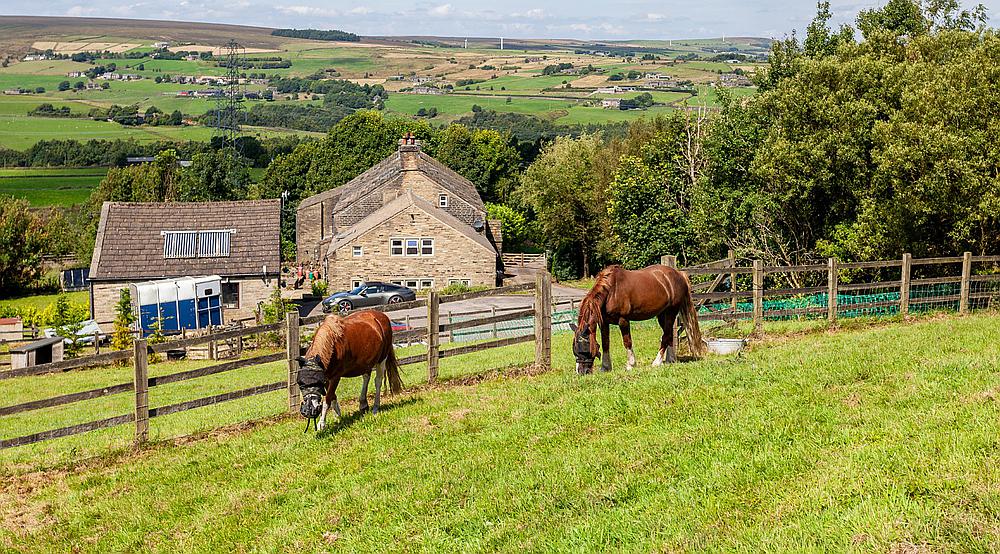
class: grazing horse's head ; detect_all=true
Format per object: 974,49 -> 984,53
296,355 -> 328,420
570,322 -> 598,373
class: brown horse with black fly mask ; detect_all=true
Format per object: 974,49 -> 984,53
571,264 -> 706,374
296,310 -> 403,431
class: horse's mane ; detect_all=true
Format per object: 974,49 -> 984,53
577,266 -> 619,355
305,315 -> 345,367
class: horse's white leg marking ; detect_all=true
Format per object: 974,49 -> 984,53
626,348 -> 636,371
652,348 -> 665,366
373,360 -> 386,414
317,400 -> 329,431
359,373 -> 370,411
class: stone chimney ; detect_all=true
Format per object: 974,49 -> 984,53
399,132 -> 422,171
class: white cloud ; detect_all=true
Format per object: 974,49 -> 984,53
428,4 -> 452,17
512,8 -> 546,20
348,6 -> 371,15
275,5 -> 338,17
645,13 -> 666,21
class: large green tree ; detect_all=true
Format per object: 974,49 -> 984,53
516,134 -> 607,278
0,196 -> 47,294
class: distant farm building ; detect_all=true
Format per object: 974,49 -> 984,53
296,136 -> 502,291
601,98 -> 622,109
88,200 -> 281,326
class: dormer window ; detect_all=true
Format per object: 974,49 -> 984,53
439,194 -> 448,208
163,230 -> 232,259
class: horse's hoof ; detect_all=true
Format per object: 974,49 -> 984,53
316,422 -> 326,432
359,404 -> 369,413
371,407 -> 379,415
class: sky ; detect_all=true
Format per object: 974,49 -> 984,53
3,0 -> 997,40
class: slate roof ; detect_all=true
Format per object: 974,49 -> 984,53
89,200 -> 281,281
327,191 -> 495,256
325,145 -> 485,217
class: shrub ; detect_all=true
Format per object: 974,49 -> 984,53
311,280 -> 328,297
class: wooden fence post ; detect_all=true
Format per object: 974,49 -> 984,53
752,260 -> 763,331
535,272 -> 552,368
828,258 -> 838,323
662,255 -> 677,268
427,291 -> 440,383
285,312 -> 300,412
960,251 -> 972,314
132,338 -> 149,444
900,253 -> 912,317
491,306 -> 497,339
729,248 -> 737,313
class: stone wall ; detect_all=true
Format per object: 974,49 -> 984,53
326,204 -> 496,291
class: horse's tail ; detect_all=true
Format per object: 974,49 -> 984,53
384,344 -> 403,395
679,276 -> 707,357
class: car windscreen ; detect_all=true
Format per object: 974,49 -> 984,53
350,285 -> 365,294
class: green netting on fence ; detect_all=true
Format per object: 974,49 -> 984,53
439,281 -> 986,344
699,283 -> 966,321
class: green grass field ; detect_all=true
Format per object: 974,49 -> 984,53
3,313 -> 1000,551
0,290 -> 89,311
0,168 -> 106,206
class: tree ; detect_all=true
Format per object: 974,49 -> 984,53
58,80 -> 70,91
516,134 -> 606,278
485,202 -> 533,250
428,125 -> 522,203
176,148 -> 250,202
0,196 -> 47,294
111,288 -> 136,352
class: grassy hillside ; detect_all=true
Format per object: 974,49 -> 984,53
0,167 -> 106,206
3,314 -> 1000,551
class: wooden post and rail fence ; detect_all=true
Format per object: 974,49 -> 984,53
4,251 -> 1000,451
0,274 -> 554,451
664,251 -> 1000,330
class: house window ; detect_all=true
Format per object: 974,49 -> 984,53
352,279 -> 364,289
439,194 -> 448,208
162,229 -> 232,259
221,282 -> 239,308
449,279 -> 472,286
353,245 -> 363,257
390,237 -> 434,257
394,279 -> 434,290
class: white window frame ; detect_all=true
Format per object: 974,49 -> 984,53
391,237 -> 434,257
351,279 -> 364,289
448,279 -> 472,286
393,278 -> 434,290
438,194 -> 449,208
352,245 -> 363,257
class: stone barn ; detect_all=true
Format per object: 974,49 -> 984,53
88,200 -> 281,326
296,136 -> 502,291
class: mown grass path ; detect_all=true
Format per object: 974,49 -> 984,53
3,315 -> 1000,551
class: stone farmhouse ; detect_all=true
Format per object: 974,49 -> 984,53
88,200 -> 281,325
296,136 -> 503,292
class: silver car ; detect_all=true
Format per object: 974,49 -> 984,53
321,282 -> 417,313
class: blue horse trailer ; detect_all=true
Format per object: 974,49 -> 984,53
130,276 -> 223,334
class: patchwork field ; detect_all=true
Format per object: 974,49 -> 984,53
0,16 -> 762,149
3,313 -> 1000,551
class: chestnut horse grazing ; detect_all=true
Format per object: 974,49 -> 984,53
571,264 -> 706,374
296,310 -> 403,431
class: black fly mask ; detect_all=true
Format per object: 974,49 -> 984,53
296,356 -> 327,431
